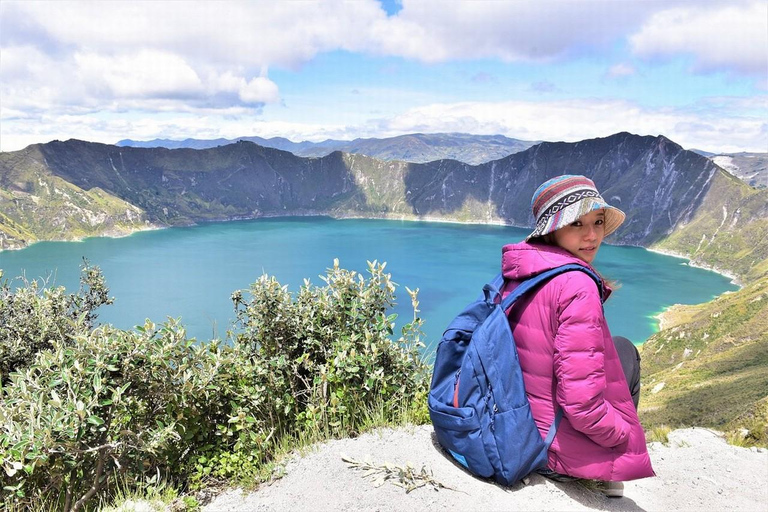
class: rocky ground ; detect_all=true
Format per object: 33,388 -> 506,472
203,426 -> 767,511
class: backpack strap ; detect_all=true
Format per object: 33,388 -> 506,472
543,409 -> 563,448
489,272 -> 505,291
500,263 -> 603,311
476,272 -> 505,302
495,263 -> 602,449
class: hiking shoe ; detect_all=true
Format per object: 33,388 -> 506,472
600,481 -> 624,498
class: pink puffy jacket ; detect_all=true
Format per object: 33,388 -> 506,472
501,241 -> 654,481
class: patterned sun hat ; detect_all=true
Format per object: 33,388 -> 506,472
525,175 -> 625,241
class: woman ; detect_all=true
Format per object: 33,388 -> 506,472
501,175 -> 654,497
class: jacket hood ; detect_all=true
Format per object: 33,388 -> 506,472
501,241 -> 612,300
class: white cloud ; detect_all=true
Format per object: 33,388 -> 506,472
605,64 -> 637,79
366,98 -> 768,153
0,0 -> 385,69
74,50 -> 204,99
630,1 -> 767,76
372,0 -> 652,62
2,1 -> 762,117
6,1 -> 754,79
3,97 -> 764,154
239,77 -> 280,105
0,0 -> 764,154
0,0 -> 384,117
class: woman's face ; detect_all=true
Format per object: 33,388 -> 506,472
552,209 -> 606,263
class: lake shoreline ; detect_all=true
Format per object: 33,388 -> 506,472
5,211 -> 735,344
7,212 -> 743,289
645,247 -> 744,341
644,247 -> 741,336
0,211 -> 517,254
645,247 -> 742,287
0,223 -> 164,253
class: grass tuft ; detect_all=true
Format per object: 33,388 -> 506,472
644,424 -> 672,445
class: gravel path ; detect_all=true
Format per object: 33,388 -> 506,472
204,426 -> 767,511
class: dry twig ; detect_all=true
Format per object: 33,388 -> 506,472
341,454 -> 464,494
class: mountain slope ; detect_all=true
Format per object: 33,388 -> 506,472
0,145 -> 150,250
639,275 -> 768,444
27,140 -> 363,226
390,133 -> 726,247
651,170 -> 768,281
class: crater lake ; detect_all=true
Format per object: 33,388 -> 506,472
0,217 -> 739,352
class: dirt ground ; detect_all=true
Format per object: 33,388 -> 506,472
203,425 -> 767,511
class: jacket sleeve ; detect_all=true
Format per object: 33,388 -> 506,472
552,272 -> 631,448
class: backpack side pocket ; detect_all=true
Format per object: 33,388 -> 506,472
428,396 -> 495,477
491,403 -> 549,482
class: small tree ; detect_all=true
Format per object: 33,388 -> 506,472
0,260 -> 114,382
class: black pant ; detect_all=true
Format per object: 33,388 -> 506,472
612,335 -> 641,410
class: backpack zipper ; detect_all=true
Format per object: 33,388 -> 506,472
452,369 -> 461,407
487,385 -> 498,432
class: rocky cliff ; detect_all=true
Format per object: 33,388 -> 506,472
711,153 -> 768,189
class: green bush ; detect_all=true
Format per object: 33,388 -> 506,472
0,320 -> 257,509
0,261 -> 113,382
0,260 -> 429,510
231,259 -> 429,438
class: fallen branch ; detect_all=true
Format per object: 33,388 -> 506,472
341,454 -> 464,494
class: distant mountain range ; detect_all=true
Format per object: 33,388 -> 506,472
117,133 -> 539,165
710,153 -> 767,189
2,132 -> 766,282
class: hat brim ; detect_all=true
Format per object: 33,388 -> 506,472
525,197 -> 625,241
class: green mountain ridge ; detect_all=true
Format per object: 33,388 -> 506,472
651,170 -> 768,282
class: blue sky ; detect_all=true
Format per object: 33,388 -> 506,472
1,0 -> 766,153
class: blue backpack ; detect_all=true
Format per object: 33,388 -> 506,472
428,264 -> 602,485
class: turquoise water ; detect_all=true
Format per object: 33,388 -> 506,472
0,217 -> 738,352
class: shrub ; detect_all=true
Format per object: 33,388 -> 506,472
0,261 -> 113,382
0,320 -> 261,510
0,260 -> 429,510
231,259 -> 429,438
